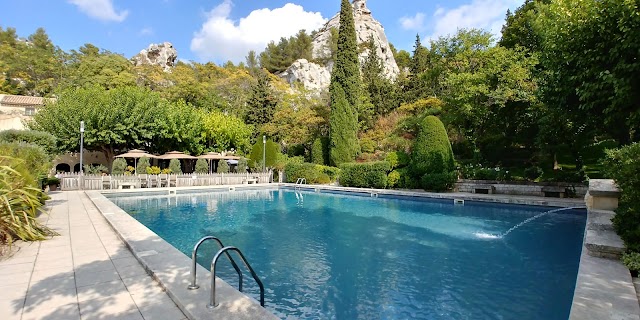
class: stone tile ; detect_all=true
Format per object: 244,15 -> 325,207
29,276 -> 77,292
0,282 -> 28,301
0,271 -> 32,286
34,255 -> 74,271
73,253 -> 111,266
0,262 -> 34,276
30,265 -> 75,282
21,302 -> 80,320
82,309 -> 144,320
138,298 -> 186,320
0,253 -> 37,266
116,263 -> 148,279
23,286 -> 77,312
130,290 -> 173,309
78,292 -> 138,318
77,279 -> 127,302
75,269 -> 120,287
0,297 -> 24,320
75,259 -> 115,274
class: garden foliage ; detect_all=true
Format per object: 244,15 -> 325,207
168,159 -> 182,174
217,160 -> 229,174
284,163 -> 339,185
339,161 -> 390,189
136,157 -> 150,174
111,158 -> 127,175
195,159 -> 209,174
249,139 -> 280,170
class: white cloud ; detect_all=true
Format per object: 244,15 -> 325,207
427,0 -> 520,41
190,0 -> 327,63
400,13 -> 426,31
138,27 -> 154,36
68,0 -> 129,22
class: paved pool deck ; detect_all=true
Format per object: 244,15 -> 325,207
0,191 -> 187,320
2,187 -> 639,320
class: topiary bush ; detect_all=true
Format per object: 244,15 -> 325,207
410,115 -> 454,177
421,172 -> 457,192
111,158 -> 128,175
311,138 -> 324,165
237,158 -> 248,173
249,139 -> 280,170
603,143 -> 640,251
195,158 -> 209,174
137,157 -> 150,174
169,159 -> 182,174
217,160 -> 229,173
339,161 -> 390,189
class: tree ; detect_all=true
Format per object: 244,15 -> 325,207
62,44 -> 136,90
245,50 -> 259,74
195,159 -> 209,174
201,111 -> 252,154
259,30 -> 313,73
137,157 -> 150,174
535,0 -> 640,144
499,0 -> 549,52
169,159 -> 182,174
245,71 -> 278,128
0,130 -> 58,155
311,138 -> 324,165
361,36 -> 398,116
111,158 -> 127,175
248,139 -> 280,170
237,158 -> 248,173
217,159 -> 229,173
329,0 -> 361,166
410,115 -> 454,177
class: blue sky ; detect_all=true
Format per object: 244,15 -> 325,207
0,0 -> 524,64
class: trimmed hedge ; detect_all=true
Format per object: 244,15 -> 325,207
284,162 -> 339,184
249,139 -> 280,169
421,172 -> 457,192
410,115 -> 454,176
339,161 -> 390,189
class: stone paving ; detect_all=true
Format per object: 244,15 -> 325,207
0,191 -> 187,320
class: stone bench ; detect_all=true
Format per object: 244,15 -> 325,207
473,184 -> 495,194
118,182 -> 137,189
542,186 -> 567,198
243,178 -> 258,184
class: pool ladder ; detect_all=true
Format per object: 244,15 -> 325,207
295,178 -> 306,190
188,236 -> 265,309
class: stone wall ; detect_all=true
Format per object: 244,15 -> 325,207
455,179 -> 588,198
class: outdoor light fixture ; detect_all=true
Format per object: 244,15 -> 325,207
80,121 -> 85,189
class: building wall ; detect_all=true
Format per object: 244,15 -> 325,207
53,151 -> 110,173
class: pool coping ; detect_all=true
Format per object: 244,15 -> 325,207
87,183 -> 634,319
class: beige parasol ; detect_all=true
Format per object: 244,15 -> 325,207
114,149 -> 156,173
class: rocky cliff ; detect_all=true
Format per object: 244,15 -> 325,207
281,0 -> 399,90
132,42 -> 177,72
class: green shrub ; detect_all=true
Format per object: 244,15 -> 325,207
146,166 -> 161,175
524,166 -> 543,181
339,161 -> 390,189
0,142 -> 51,178
111,158 -> 127,175
0,129 -> 58,155
320,166 -> 340,181
217,160 -> 229,173
169,159 -> 182,174
603,143 -> 640,251
285,163 -> 319,183
474,168 -> 499,180
622,252 -> 640,272
359,138 -> 376,154
84,164 -> 108,175
410,116 -> 454,177
388,170 -> 401,188
317,173 -> 331,184
137,157 -> 150,174
249,139 -> 280,170
421,172 -> 457,192
195,158 -> 209,174
0,156 -> 56,246
237,158 -> 248,173
311,138 -> 324,165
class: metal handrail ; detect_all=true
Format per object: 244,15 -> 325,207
209,246 -> 265,309
188,236 -> 243,291
295,178 -> 306,185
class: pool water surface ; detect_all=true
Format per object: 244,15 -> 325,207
108,189 -> 586,319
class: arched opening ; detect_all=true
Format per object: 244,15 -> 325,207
55,163 -> 71,173
73,163 -> 81,173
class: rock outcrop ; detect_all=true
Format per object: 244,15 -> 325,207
279,59 -> 332,91
132,42 -> 177,72
281,0 -> 399,90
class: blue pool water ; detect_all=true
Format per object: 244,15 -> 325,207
107,189 -> 586,319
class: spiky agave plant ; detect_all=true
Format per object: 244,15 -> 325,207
0,156 -> 56,249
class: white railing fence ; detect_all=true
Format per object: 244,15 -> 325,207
57,172 -> 272,191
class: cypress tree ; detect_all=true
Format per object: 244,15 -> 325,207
329,0 -> 361,166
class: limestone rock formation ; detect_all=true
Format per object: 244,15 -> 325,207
281,0 -> 399,90
132,42 -> 177,72
280,59 -> 332,91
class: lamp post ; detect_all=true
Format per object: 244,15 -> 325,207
79,121 -> 84,189
262,135 -> 266,173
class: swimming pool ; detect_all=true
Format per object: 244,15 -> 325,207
107,188 -> 586,319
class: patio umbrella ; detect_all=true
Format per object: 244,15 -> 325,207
115,149 -> 156,173
158,151 -> 197,160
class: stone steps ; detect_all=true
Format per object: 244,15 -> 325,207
585,208 -> 625,259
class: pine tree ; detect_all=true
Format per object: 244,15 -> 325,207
362,36 -> 397,115
329,0 -> 361,166
245,71 -> 278,127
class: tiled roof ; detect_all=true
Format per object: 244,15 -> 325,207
1,95 -> 45,106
